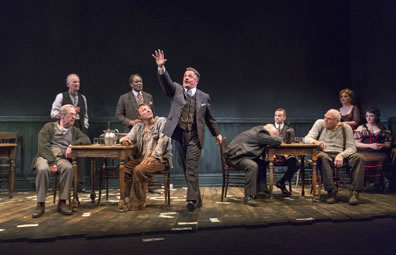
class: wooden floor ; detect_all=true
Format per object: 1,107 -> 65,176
1,186 -> 396,242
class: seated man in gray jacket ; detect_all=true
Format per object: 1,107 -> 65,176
32,104 -> 91,218
224,124 -> 282,206
120,103 -> 171,211
304,109 -> 365,205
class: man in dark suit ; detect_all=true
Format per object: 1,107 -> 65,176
224,124 -> 282,206
273,108 -> 301,195
116,74 -> 155,132
152,49 -> 222,212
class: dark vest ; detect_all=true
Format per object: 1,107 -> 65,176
178,92 -> 196,131
62,91 -> 87,133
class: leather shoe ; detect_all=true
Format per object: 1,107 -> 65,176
32,202 -> 45,218
57,201 -> 72,215
326,191 -> 336,204
349,191 -> 359,206
256,191 -> 270,199
276,181 -> 291,196
244,196 -> 257,207
187,201 -> 196,212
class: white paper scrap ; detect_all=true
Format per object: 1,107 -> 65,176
172,227 -> 192,231
160,212 -> 177,215
284,197 -> 295,200
158,215 -> 175,219
149,197 -> 165,201
82,212 -> 91,217
25,196 -> 36,199
210,218 -> 220,223
142,237 -> 165,242
216,202 -> 231,204
0,229 -> 5,232
178,222 -> 197,225
296,217 -> 314,221
17,224 -> 39,228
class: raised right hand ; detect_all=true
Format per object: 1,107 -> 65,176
152,49 -> 167,68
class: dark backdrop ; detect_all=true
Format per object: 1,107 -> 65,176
0,0 -> 358,120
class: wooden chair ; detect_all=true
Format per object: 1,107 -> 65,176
0,132 -> 18,198
219,137 -> 245,201
148,166 -> 171,205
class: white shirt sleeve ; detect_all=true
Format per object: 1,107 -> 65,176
50,93 -> 63,119
82,94 -> 89,129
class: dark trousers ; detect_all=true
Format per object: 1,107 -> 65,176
173,126 -> 202,202
233,158 -> 267,197
278,157 -> 301,184
317,152 -> 366,192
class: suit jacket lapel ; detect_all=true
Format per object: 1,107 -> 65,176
195,90 -> 201,114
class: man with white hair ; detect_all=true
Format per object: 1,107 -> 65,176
224,124 -> 283,206
32,104 -> 91,218
304,109 -> 365,205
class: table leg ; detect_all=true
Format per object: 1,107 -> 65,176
72,159 -> 79,209
312,159 -> 318,201
269,160 -> 274,200
90,159 -> 96,203
9,159 -> 16,198
300,156 -> 305,197
118,160 -> 126,210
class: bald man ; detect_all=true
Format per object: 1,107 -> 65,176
304,109 -> 365,205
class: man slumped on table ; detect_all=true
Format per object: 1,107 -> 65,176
32,104 -> 91,218
120,103 -> 171,211
224,124 -> 282,207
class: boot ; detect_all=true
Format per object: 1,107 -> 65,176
349,191 -> 359,206
326,191 -> 336,204
57,200 -> 72,215
32,202 -> 45,218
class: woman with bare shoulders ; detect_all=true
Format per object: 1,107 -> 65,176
354,107 -> 392,190
339,88 -> 360,130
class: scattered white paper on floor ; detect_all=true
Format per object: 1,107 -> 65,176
17,224 -> 39,228
142,237 -> 165,242
25,196 -> 36,199
178,222 -> 197,225
284,197 -> 295,200
172,227 -> 192,231
172,199 -> 186,202
230,197 -> 241,201
296,217 -> 314,221
149,197 -> 165,200
216,202 -> 231,204
210,218 -> 220,223
82,212 -> 91,217
158,215 -> 175,219
0,229 -> 5,232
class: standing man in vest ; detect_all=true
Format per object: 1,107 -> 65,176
51,73 -> 89,192
273,108 -> 300,196
115,74 -> 155,133
304,109 -> 365,205
152,49 -> 223,212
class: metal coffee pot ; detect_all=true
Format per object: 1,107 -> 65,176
103,129 -> 119,145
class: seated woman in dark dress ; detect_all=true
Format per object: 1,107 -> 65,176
354,107 -> 392,190
339,88 -> 360,130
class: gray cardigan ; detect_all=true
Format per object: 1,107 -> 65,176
32,121 -> 91,169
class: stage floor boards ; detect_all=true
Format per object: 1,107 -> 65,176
1,186 -> 396,241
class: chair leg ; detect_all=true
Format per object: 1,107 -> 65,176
164,172 -> 169,205
53,175 -> 58,204
295,169 -> 300,188
221,173 -> 226,202
224,173 -> 229,200
98,165 -> 103,206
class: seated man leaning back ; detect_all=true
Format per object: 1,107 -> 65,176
120,103 -> 171,211
32,104 -> 91,218
304,109 -> 365,205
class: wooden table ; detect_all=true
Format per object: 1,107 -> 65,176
70,145 -> 134,210
267,143 -> 320,200
0,144 -> 17,197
